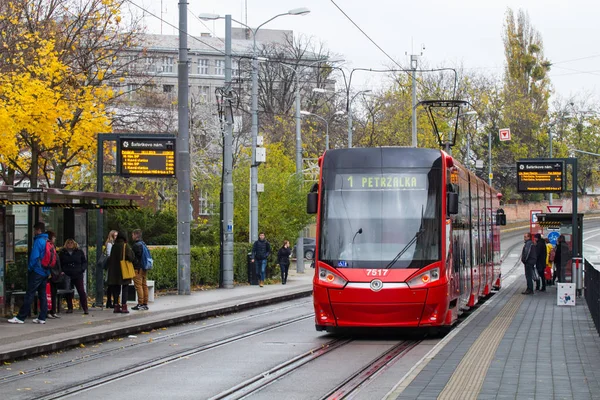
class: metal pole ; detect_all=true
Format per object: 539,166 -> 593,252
250,44 -> 259,243
177,0 -> 191,295
347,107 -> 353,148
95,136 -> 104,307
488,129 -> 492,186
411,55 -> 417,147
222,15 -> 234,288
466,133 -> 470,170
295,79 -> 304,273
325,121 -> 329,151
549,127 -> 553,205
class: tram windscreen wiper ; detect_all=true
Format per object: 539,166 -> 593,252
351,228 -> 362,265
385,206 -> 424,269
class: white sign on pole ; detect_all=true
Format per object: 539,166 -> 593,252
557,283 -> 575,306
499,128 -> 511,141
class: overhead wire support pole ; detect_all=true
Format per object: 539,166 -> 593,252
411,54 -> 418,147
177,0 -> 191,295
222,15 -> 234,288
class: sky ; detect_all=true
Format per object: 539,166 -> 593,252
132,0 -> 600,105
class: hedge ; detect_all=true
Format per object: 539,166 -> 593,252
7,243 -> 256,293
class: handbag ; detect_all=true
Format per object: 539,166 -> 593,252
97,253 -> 109,271
120,244 -> 135,280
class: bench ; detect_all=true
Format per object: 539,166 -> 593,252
127,280 -> 155,304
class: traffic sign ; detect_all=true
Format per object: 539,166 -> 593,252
547,205 -> 563,213
499,128 -> 511,141
547,231 -> 560,245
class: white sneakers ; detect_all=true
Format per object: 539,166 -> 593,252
7,317 -> 46,324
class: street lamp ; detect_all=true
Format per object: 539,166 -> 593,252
347,90 -> 371,148
199,8 -> 310,244
300,110 -> 330,150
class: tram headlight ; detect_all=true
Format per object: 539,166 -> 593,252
318,267 -> 347,288
407,268 -> 440,288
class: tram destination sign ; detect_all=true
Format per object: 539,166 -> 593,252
119,137 -> 176,177
517,160 -> 564,193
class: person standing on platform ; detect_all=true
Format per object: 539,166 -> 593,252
554,235 -> 569,283
521,232 -> 537,295
277,240 -> 291,285
8,222 -> 50,324
58,239 -> 89,314
545,238 -> 555,286
104,230 -> 118,308
131,229 -> 150,311
106,231 -> 134,313
251,232 -> 271,287
534,233 -> 547,292
47,231 -> 64,319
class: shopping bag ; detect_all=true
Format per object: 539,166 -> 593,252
120,244 -> 135,280
544,267 -> 552,281
46,281 -> 52,310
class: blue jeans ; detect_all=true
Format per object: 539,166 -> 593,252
524,263 -> 535,291
17,271 -> 48,321
256,259 -> 267,281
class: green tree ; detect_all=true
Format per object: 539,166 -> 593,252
498,8 -> 552,198
205,143 -> 313,247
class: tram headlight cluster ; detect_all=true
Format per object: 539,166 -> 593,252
318,267 -> 347,288
407,267 -> 440,288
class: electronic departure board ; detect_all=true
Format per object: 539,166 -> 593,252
517,160 -> 564,193
119,137 -> 176,177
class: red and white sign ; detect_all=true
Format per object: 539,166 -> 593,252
499,128 -> 511,141
547,205 -> 563,213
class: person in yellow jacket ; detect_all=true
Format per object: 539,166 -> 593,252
545,238 -> 554,286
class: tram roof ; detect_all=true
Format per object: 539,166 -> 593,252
322,147 -> 442,169
0,186 -> 143,209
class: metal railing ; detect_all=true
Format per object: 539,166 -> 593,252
584,259 -> 600,336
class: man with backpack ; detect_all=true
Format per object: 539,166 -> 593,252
131,229 -> 152,311
8,222 -> 51,324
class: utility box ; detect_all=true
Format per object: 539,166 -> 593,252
247,253 -> 258,285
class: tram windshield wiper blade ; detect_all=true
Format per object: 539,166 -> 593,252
384,229 -> 423,269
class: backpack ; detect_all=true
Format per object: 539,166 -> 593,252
41,240 -> 57,269
140,242 -> 153,270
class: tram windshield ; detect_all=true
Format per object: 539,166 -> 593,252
319,168 -> 441,269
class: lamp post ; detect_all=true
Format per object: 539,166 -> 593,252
347,90 -> 371,148
199,7 -> 310,244
300,110 -> 330,150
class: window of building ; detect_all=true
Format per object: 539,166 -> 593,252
161,56 -> 174,73
215,60 -> 224,76
199,86 -> 210,103
198,59 -> 209,75
163,84 -> 174,93
145,57 -> 156,73
198,190 -> 211,216
232,60 -> 239,77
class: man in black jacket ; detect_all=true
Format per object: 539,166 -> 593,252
251,233 -> 271,287
521,232 -> 537,295
534,233 -> 547,292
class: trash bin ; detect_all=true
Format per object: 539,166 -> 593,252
247,252 -> 258,285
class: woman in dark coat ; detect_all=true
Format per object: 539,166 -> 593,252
58,238 -> 88,314
106,231 -> 135,313
278,240 -> 292,285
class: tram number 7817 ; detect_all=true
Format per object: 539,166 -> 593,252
365,269 -> 389,277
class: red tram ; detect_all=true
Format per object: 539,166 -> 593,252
306,148 -> 505,331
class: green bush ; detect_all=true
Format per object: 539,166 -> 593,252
6,243 -> 256,293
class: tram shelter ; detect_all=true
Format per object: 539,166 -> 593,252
0,185 -> 142,314
536,212 -> 584,286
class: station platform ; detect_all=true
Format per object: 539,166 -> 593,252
0,266 -> 315,362
386,271 -> 600,399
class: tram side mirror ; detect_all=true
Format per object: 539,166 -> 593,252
496,208 -> 506,226
447,192 -> 458,215
307,183 -> 318,214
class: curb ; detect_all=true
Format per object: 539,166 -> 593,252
0,288 -> 313,362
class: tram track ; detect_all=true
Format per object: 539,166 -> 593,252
32,312 -> 314,400
0,300 -> 312,385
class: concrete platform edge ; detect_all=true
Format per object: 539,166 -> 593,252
0,288 -> 313,362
